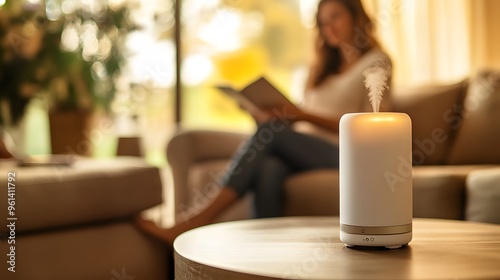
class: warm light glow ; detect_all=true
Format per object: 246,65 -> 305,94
182,0 -> 264,53
182,54 -> 214,86
108,0 -> 126,9
364,0 -> 472,85
97,35 -> 112,60
300,0 -> 320,28
126,34 -> 175,87
182,0 -> 220,22
213,48 -> 267,87
354,113 -> 402,124
91,61 -> 107,80
83,0 -> 105,14
370,116 -> 397,122
81,21 -> 99,60
61,0 -> 78,14
46,0 -> 62,21
0,0 -> 6,7
61,24 -> 80,52
198,8 -> 243,52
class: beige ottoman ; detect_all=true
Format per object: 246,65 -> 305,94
466,168 -> 500,224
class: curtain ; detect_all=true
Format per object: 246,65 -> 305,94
362,0 -> 500,86
469,0 -> 500,74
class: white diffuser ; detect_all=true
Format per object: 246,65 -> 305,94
339,56 -> 412,248
339,113 -> 412,248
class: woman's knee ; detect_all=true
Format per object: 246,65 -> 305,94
253,120 -> 291,147
262,156 -> 289,173
255,157 -> 289,193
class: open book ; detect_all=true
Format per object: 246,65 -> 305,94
216,77 -> 299,116
216,77 -> 339,132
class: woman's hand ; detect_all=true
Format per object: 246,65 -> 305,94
249,109 -> 273,125
279,102 -> 307,122
254,103 -> 306,125
301,113 -> 339,133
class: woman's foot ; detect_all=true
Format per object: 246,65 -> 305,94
0,139 -> 13,159
133,214 -> 212,248
134,187 -> 239,247
133,216 -> 178,248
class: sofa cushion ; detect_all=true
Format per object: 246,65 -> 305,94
412,165 -> 497,220
465,168 -> 500,224
201,162 -> 497,222
392,81 -> 467,165
0,157 -> 163,233
284,170 -> 339,216
283,166 -> 495,220
184,159 -> 498,223
2,221 -> 168,280
186,160 -> 228,209
167,130 -> 247,215
447,70 -> 500,164
186,159 -> 252,222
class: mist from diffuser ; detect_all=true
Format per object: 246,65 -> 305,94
339,58 -> 412,249
363,55 -> 391,113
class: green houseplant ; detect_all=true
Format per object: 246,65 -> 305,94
0,0 -> 137,154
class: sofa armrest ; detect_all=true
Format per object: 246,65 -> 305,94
0,157 -> 163,233
167,130 -> 248,214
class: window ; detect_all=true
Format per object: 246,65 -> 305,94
181,0 -> 316,132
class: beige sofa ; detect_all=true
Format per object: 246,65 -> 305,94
0,157 -> 170,280
168,70 -> 500,224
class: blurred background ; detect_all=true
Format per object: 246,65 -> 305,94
1,0 -> 500,166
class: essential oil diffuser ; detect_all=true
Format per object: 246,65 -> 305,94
339,112 -> 412,249
339,57 -> 412,249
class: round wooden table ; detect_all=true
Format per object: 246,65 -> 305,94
174,217 -> 500,279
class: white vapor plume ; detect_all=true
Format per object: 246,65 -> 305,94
363,55 -> 392,113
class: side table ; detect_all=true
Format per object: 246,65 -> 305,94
174,217 -> 500,279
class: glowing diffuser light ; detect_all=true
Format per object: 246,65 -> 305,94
339,58 -> 412,249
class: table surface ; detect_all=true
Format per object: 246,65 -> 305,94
174,217 -> 500,280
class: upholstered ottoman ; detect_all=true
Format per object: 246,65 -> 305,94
0,157 -> 168,280
466,168 -> 500,224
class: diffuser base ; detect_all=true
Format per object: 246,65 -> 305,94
340,231 -> 412,248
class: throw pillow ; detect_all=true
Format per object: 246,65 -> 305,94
466,168 -> 500,224
446,70 -> 500,164
392,80 -> 467,165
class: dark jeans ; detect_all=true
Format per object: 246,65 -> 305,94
219,121 -> 339,218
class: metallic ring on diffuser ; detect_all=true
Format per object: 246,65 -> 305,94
341,223 -> 412,235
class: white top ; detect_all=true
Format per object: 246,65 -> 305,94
294,48 -> 392,144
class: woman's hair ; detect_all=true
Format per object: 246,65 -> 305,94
307,0 -> 380,89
